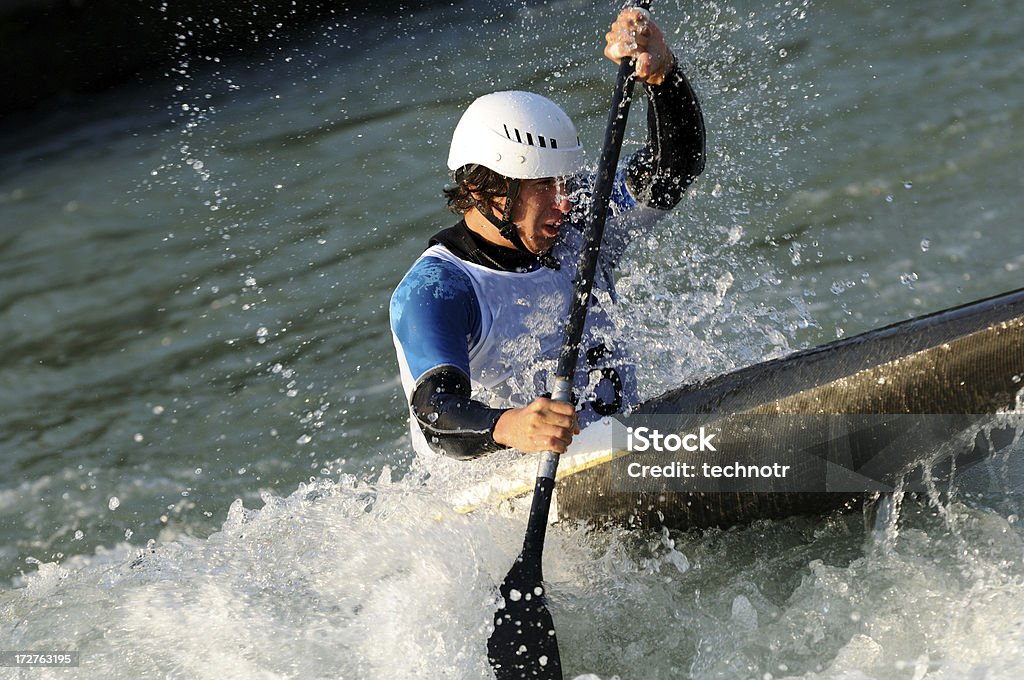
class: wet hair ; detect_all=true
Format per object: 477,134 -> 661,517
443,164 -> 509,215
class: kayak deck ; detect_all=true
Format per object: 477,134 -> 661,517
556,287 -> 1024,529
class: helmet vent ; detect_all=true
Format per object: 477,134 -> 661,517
504,124 -> 557,150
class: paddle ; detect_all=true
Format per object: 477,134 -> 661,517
486,2 -> 651,677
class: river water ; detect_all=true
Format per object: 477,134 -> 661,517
2,0 -> 1023,677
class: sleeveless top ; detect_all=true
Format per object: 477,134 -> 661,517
391,174 -> 666,457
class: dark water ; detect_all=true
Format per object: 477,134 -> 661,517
1,0 -> 1023,677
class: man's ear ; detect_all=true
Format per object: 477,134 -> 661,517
469,183 -> 507,213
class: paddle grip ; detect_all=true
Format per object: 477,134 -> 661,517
533,377 -> 573,479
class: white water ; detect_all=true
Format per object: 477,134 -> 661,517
4,434 -> 1024,679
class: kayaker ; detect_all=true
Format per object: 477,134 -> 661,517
390,8 -> 706,459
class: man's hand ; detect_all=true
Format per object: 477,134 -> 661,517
604,7 -> 676,86
493,397 -> 580,453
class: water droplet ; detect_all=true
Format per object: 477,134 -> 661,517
508,589 -> 522,602
920,238 -> 931,252
108,497 -> 121,511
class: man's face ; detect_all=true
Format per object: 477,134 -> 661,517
504,177 -> 572,254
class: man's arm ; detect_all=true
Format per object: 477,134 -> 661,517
409,367 -> 507,460
391,257 -> 500,459
604,7 -> 706,209
411,368 -> 578,459
391,257 -> 578,459
626,62 -> 706,209
586,8 -> 706,279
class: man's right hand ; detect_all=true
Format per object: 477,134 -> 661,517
492,397 -> 580,453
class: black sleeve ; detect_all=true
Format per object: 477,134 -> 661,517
410,366 -> 509,460
625,60 -> 707,210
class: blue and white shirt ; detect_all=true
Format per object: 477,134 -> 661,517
391,173 -> 667,458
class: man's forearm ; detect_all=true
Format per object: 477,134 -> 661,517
410,367 -> 507,460
626,60 -> 707,209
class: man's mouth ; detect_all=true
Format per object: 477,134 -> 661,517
541,221 -> 562,239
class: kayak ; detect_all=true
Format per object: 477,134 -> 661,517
454,287 -> 1024,530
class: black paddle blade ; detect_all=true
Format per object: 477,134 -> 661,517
487,554 -> 563,679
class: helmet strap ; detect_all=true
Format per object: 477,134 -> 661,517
472,179 -> 560,270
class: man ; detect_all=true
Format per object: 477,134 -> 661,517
390,8 -> 705,460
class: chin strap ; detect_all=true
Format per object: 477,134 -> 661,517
474,179 -> 560,270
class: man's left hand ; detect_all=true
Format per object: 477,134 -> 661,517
604,8 -> 676,86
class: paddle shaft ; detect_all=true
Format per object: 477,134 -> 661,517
488,6 -> 650,678
531,0 -> 650,538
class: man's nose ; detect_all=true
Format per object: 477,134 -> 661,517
554,183 -> 571,211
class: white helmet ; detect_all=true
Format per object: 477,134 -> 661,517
447,91 -> 585,180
